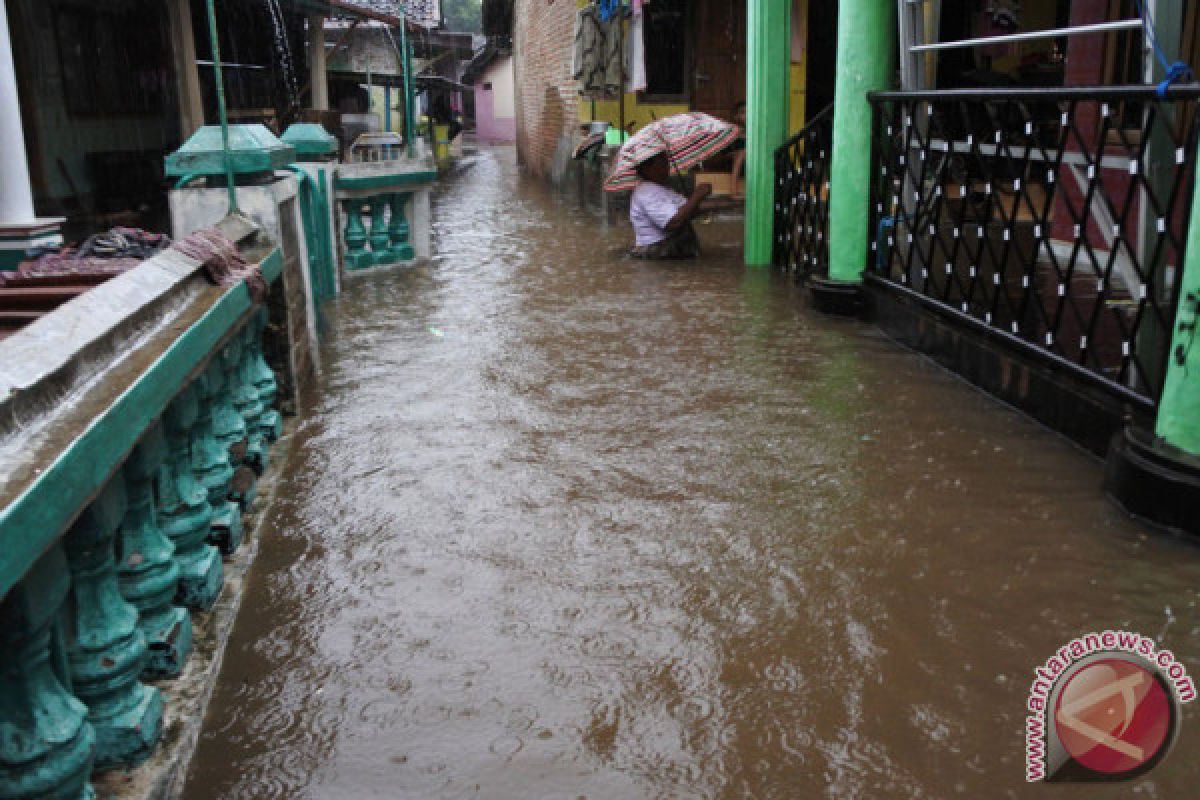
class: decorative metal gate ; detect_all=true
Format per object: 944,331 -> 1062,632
868,86 -> 1199,408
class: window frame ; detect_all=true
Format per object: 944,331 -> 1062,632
637,0 -> 692,105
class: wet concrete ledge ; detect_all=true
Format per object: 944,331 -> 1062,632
0,214 -> 274,598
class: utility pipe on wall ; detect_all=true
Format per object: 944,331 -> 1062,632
204,0 -> 239,213
744,0 -> 791,266
825,0 -> 895,283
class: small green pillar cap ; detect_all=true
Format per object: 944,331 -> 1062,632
165,124 -> 296,178
281,123 -> 339,160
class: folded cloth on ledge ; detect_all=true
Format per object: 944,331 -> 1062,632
172,227 -> 268,303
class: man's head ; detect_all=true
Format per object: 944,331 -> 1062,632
636,152 -> 671,185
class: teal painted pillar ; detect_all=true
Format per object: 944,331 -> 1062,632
159,384 -> 224,611
388,193 -> 414,262
368,195 -> 390,260
744,0 -> 791,266
826,0 -> 896,283
401,21 -> 415,159
248,309 -> 283,442
191,367 -> 243,556
343,199 -> 372,270
64,476 -> 164,769
1156,188 -> 1200,455
0,546 -> 96,800
116,424 -> 193,680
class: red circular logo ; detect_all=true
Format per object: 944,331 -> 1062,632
1054,658 -> 1172,775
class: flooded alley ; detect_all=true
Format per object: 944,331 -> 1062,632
182,150 -> 1200,799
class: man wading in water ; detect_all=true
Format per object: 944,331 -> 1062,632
629,152 -> 712,260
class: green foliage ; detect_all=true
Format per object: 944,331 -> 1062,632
442,0 -> 482,32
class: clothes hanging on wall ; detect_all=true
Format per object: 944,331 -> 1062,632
597,0 -> 622,23
574,4 -> 625,98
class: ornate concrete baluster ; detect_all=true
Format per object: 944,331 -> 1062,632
158,384 -> 224,610
63,475 -> 164,769
212,345 -> 257,510
388,193 -> 415,262
0,546 -> 97,800
343,198 -> 371,269
368,195 -> 390,262
231,324 -> 268,476
248,308 -> 282,442
190,368 -> 243,556
116,423 -> 193,680
211,344 -> 248,466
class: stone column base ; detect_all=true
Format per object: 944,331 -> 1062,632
809,279 -> 864,316
1104,427 -> 1200,536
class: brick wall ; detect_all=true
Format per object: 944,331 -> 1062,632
513,0 -> 579,179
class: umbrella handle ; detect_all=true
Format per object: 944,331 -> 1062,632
654,128 -> 689,194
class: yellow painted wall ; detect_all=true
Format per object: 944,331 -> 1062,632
577,0 -> 811,136
789,0 -> 808,134
365,86 -> 401,132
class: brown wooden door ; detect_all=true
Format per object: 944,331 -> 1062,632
691,0 -> 746,121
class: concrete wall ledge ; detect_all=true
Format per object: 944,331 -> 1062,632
0,213 -> 277,598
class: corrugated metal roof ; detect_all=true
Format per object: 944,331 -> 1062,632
336,0 -> 441,28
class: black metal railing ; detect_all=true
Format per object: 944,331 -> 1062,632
868,86 -> 1200,408
773,104 -> 834,280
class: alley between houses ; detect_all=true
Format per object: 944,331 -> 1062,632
182,148 -> 1200,799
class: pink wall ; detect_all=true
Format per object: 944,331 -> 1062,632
475,83 -> 517,143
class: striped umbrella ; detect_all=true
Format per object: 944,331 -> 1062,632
603,112 -> 741,193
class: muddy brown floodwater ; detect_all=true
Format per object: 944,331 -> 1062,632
183,149 -> 1200,799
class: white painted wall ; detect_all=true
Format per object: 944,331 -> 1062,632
484,56 -> 515,119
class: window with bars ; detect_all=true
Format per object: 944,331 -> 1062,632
642,0 -> 688,100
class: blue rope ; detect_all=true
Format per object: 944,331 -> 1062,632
1134,0 -> 1194,96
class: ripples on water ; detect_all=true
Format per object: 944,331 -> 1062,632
183,150 -> 1200,799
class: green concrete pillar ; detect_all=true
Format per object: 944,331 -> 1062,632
190,368 -> 243,556
744,0 -> 791,266
826,0 -> 895,283
1156,197 -> 1200,456
158,384 -> 224,611
368,195 -> 390,260
248,309 -> 282,442
343,199 -> 372,270
116,424 -> 193,680
0,546 -> 96,800
63,476 -> 164,769
388,193 -> 415,262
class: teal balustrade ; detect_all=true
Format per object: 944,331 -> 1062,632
0,547 -> 97,800
0,222 -> 285,795
388,194 -> 415,262
191,366 -> 243,556
64,477 -> 164,769
159,384 -> 224,611
249,309 -> 282,442
116,424 -> 193,680
343,199 -> 373,270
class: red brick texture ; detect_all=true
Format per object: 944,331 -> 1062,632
513,0 -> 579,178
